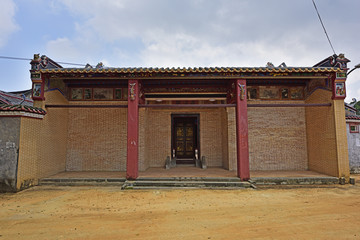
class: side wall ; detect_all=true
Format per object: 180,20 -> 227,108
66,102 -> 127,171
305,88 -> 349,178
0,117 -> 20,192
247,101 -> 308,171
17,90 -> 69,190
333,100 -> 350,178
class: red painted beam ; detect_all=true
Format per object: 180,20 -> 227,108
126,79 -> 139,179
235,79 -> 250,180
139,104 -> 236,108
45,104 -> 128,108
247,103 -> 332,107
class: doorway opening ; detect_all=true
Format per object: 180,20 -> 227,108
171,114 -> 200,164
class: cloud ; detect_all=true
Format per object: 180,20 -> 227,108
51,0 -> 344,67
0,0 -> 19,48
45,0 -> 360,101
46,37 -> 80,59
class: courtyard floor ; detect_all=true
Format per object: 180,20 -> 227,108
0,175 -> 359,240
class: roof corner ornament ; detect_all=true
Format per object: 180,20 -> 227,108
278,62 -> 287,68
40,55 -> 48,68
336,53 -> 350,70
266,62 -> 275,68
85,63 -> 93,69
129,83 -> 136,101
34,54 -> 40,61
96,62 -> 104,69
329,53 -> 350,70
30,54 -> 41,71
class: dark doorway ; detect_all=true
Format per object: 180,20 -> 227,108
171,114 -> 199,164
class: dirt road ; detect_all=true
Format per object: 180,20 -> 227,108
1,182 -> 360,239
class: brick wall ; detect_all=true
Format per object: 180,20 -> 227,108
305,88 -> 350,178
142,108 -> 225,169
138,108 -> 147,171
225,107 -> 237,170
221,109 -> 229,169
200,108 -> 224,167
66,102 -> 127,171
17,90 -> 68,190
17,87 -> 348,179
140,103 -> 309,172
333,100 -> 350,178
143,109 -> 171,168
247,101 -> 308,171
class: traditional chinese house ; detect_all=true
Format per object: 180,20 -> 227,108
0,54 -> 352,191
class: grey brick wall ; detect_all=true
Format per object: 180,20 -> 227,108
0,117 -> 20,192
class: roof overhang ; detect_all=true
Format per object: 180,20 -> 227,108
38,67 -> 341,81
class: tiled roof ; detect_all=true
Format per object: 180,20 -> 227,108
0,104 -> 46,115
40,66 -> 342,74
346,115 -> 360,120
0,90 -> 33,106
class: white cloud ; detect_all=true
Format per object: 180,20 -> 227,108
45,0 -> 360,101
51,0 -> 344,67
0,0 -> 19,48
46,37 -> 80,60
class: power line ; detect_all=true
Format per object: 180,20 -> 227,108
0,55 -> 89,67
312,0 -> 336,55
0,56 -> 31,61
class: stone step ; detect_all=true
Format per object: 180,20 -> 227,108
136,177 -> 242,182
39,178 -> 126,186
251,177 -> 339,185
122,180 -> 252,189
38,176 -> 340,188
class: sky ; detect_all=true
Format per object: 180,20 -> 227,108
0,0 -> 359,102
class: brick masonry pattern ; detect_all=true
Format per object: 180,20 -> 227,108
15,87 -> 351,184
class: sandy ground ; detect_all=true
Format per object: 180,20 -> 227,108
1,178 -> 360,240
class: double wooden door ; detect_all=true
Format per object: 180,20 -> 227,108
172,116 -> 198,164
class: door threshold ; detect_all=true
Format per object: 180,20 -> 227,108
175,164 -> 196,167
176,160 -> 195,165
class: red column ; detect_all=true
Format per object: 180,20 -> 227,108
127,79 -> 139,179
235,79 -> 250,180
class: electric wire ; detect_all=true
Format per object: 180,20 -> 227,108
0,55 -> 89,67
312,0 -> 336,55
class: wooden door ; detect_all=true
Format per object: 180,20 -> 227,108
175,122 -> 194,158
172,116 -> 198,163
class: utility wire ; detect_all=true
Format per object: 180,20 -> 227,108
0,55 -> 89,67
312,0 -> 336,55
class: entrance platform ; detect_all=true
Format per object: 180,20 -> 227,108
39,168 -> 340,188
